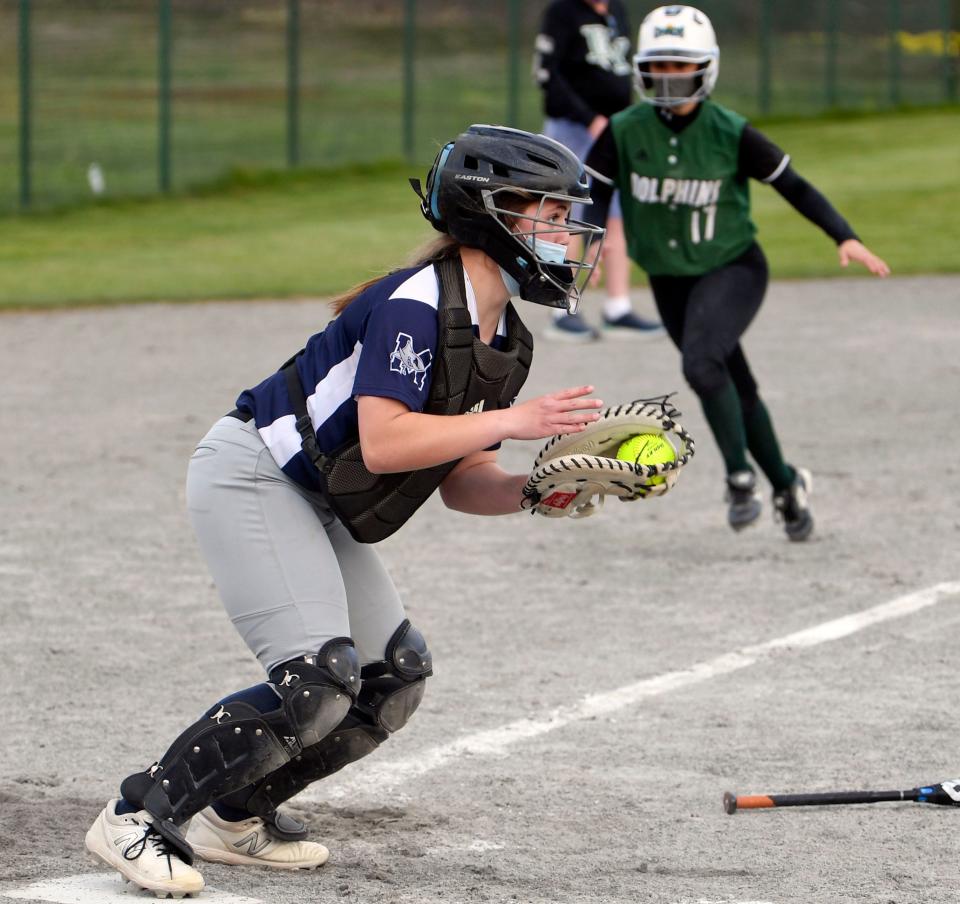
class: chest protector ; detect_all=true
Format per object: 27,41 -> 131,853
283,254 -> 532,544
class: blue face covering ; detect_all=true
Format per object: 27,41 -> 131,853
499,236 -> 568,297
527,237 -> 567,264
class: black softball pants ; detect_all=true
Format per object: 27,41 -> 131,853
649,243 -> 794,491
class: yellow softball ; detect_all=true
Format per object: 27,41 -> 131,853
616,433 -> 676,485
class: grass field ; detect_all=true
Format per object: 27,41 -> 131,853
2,0 -> 954,211
0,108 -> 957,309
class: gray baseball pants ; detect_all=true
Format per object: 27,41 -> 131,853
185,416 -> 406,674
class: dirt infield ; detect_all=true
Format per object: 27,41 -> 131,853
2,276 -> 959,904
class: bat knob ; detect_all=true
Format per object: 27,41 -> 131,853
722,791 -> 737,815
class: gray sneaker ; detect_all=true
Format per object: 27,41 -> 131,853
773,467 -> 814,541
726,469 -> 762,531
601,311 -> 666,340
543,312 -> 600,342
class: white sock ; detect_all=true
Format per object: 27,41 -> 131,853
603,295 -> 633,320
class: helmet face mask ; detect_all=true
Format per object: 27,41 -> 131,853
414,125 -> 606,313
635,63 -> 710,107
481,188 -> 601,315
634,6 -> 719,107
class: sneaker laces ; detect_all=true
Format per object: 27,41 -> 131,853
123,823 -> 179,863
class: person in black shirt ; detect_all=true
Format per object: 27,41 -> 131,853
534,0 -> 664,342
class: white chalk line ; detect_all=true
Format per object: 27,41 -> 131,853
4,583 -> 956,904
680,900 -> 776,904
305,580 -> 960,803
0,873 -> 261,904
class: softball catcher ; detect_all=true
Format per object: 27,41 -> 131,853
582,5 -> 890,540
83,124 -> 691,897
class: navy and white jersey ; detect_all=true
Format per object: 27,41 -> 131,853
236,261 -> 509,490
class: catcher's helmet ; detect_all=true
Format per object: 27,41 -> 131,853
412,124 -> 605,312
634,5 -> 719,107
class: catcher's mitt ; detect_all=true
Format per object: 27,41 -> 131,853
520,395 -> 695,519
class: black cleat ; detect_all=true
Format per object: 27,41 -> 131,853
725,469 -> 762,531
773,467 -> 814,541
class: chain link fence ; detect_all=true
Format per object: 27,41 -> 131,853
1,0 -> 957,211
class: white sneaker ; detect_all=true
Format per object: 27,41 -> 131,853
85,800 -> 204,898
186,807 -> 329,870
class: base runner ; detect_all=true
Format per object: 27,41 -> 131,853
583,4 -> 890,540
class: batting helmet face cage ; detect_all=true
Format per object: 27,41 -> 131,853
634,6 -> 719,107
412,124 -> 605,313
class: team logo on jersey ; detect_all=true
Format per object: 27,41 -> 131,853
467,399 -> 485,414
629,174 -> 722,208
580,24 -> 631,75
389,333 -> 433,390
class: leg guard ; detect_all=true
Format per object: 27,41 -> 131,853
121,637 -> 360,841
220,620 -> 431,835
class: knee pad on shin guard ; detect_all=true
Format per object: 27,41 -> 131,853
120,637 -> 359,830
359,617 -> 432,732
223,620 -> 431,831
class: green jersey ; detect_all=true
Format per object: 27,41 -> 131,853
610,100 -> 755,276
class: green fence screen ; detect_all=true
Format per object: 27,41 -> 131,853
1,0 -> 957,211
